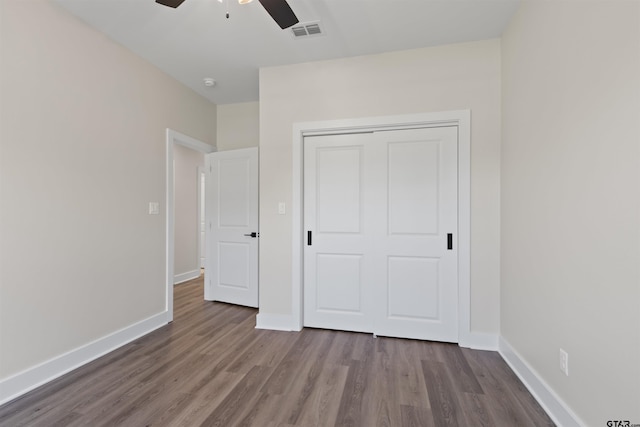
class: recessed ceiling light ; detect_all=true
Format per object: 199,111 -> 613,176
203,78 -> 216,87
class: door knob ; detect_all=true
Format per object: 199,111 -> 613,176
244,232 -> 259,238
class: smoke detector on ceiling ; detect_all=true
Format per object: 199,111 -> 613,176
291,21 -> 323,38
203,78 -> 216,87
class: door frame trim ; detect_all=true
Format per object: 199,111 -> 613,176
291,110 -> 472,345
165,129 -> 215,322
197,166 -> 206,269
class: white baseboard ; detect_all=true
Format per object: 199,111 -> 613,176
459,331 -> 499,351
174,269 -> 201,285
0,311 -> 169,406
498,336 -> 585,427
255,312 -> 296,331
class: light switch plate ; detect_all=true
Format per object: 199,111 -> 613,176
149,202 -> 160,215
278,202 -> 286,215
559,349 -> 569,376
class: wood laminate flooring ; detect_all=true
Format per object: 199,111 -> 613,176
0,276 -> 554,426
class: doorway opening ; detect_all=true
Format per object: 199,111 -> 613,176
165,129 -> 215,322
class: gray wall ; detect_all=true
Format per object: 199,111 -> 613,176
258,40 -> 502,334
501,1 -> 640,424
217,102 -> 259,151
0,0 -> 216,379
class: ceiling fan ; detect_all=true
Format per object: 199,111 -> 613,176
155,0 -> 299,29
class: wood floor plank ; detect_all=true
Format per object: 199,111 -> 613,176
458,392 -> 495,427
400,404 -> 436,427
348,332 -> 376,362
0,342 -> 144,426
293,363 -> 349,427
462,351 -> 539,427
364,339 -> 403,426
333,360 -> 371,426
225,330 -> 296,374
390,337 -> 432,408
470,349 -> 555,426
441,344 -> 484,394
259,328 -> 329,396
233,391 -> 280,427
169,371 -> 242,427
275,331 -> 337,424
421,359 -> 465,426
282,358 -> 327,424
31,410 -> 83,427
199,365 -> 273,427
322,330 -> 358,367
72,340 -> 216,420
136,391 -> 194,427
0,275 -> 555,427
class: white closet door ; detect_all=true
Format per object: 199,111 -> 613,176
303,127 -> 458,342
303,133 -> 376,332
372,127 -> 458,342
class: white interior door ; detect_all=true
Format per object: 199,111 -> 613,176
303,133 -> 376,332
205,147 -> 259,307
303,127 -> 458,342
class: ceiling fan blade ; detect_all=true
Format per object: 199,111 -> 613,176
155,0 -> 186,8
258,0 -> 299,29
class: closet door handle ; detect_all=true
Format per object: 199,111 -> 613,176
307,231 -> 312,246
447,233 -> 453,250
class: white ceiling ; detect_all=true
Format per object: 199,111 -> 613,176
54,0 -> 520,105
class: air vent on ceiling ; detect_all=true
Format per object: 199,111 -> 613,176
291,21 -> 323,38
